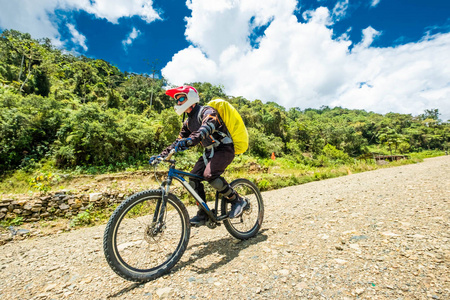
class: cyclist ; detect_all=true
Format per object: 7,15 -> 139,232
150,85 -> 247,226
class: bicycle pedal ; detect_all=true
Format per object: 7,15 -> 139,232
190,221 -> 206,227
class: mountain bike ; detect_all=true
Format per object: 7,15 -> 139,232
103,149 -> 264,282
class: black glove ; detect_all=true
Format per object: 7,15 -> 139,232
175,138 -> 193,152
149,155 -> 161,165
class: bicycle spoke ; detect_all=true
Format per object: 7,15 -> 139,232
222,179 -> 264,240
113,196 -> 185,271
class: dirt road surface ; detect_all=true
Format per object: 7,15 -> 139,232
0,156 -> 449,299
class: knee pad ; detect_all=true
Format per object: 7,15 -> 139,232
209,177 -> 233,198
209,177 -> 227,192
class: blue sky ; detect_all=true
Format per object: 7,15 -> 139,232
0,0 -> 449,120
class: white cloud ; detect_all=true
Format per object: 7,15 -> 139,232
0,0 -> 62,46
371,0 -> 381,8
334,33 -> 450,120
0,0 -> 160,48
356,26 -> 381,48
122,27 -> 141,51
302,6 -> 332,26
162,1 -> 450,121
184,0 -> 297,61
67,24 -> 88,51
162,46 -> 219,84
74,0 -> 161,24
332,0 -> 349,22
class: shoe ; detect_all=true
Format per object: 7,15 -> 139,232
190,210 -> 207,226
228,196 -> 248,218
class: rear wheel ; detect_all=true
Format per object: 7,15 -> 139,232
222,179 -> 264,240
103,190 -> 190,282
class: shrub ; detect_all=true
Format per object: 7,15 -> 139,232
322,144 -> 350,162
70,205 -> 94,227
248,128 -> 284,158
29,172 -> 59,192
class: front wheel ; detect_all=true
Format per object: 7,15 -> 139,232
222,178 -> 264,240
103,190 -> 190,282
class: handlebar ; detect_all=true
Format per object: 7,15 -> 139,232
165,149 -> 176,161
150,149 -> 176,166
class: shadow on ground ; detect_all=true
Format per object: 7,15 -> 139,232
175,229 -> 268,274
107,230 -> 268,298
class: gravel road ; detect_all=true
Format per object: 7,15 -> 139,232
0,156 -> 449,299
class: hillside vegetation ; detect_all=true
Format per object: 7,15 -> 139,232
1,30 -> 449,192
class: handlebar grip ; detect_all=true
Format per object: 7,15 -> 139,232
165,149 -> 176,160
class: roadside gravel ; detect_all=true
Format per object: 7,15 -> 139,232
0,156 -> 449,299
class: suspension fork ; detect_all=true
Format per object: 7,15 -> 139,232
153,178 -> 172,225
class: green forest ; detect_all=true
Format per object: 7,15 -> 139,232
1,30 -> 449,184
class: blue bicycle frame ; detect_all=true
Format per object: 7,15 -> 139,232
158,161 -> 229,223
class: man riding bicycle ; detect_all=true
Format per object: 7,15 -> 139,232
150,85 -> 247,226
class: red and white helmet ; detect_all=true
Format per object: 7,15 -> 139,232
165,85 -> 200,115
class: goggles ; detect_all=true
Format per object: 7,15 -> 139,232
175,96 -> 186,104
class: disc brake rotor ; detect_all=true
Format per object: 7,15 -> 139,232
144,222 -> 165,243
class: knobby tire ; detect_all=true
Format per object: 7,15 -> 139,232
103,190 -> 190,282
222,178 -> 264,240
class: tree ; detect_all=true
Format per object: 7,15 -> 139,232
2,29 -> 449,174
120,75 -> 164,113
420,109 -> 440,122
0,29 -> 48,94
72,61 -> 99,103
377,128 -> 407,154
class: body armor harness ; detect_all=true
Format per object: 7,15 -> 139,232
196,106 -> 233,165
